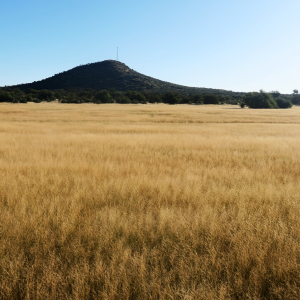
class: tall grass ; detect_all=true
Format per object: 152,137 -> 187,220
0,103 -> 300,299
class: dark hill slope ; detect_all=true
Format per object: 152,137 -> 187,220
15,60 -> 240,95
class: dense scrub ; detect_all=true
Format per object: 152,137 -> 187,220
0,87 -> 243,105
1,86 -> 296,108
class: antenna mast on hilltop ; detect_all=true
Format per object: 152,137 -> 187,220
117,47 -> 118,61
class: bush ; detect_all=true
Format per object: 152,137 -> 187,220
114,93 -> 131,104
276,98 -> 293,108
78,90 -> 93,102
94,90 -> 113,103
143,93 -> 162,103
203,94 -> 219,104
243,91 -> 278,109
26,95 -> 33,102
25,88 -> 38,96
292,95 -> 300,105
163,92 -> 182,105
38,90 -> 55,101
126,91 -> 147,104
0,91 -> 14,103
64,92 -> 78,103
19,98 -> 28,103
192,95 -> 203,104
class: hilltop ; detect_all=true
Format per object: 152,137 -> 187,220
14,60 -> 240,95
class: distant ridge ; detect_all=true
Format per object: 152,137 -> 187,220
14,60 -> 240,95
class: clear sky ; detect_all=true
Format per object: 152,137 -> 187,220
1,0 -> 299,94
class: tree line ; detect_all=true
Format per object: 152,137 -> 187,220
0,88 -> 242,105
0,87 -> 297,108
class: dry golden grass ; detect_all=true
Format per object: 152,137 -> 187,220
0,103 -> 300,299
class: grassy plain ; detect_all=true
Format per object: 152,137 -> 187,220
0,103 -> 300,299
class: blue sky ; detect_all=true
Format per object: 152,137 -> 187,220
1,0 -> 299,94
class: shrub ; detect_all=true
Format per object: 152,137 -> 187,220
276,98 -> 293,108
26,95 -> 33,102
292,95 -> 300,105
94,90 -> 113,103
203,94 -> 219,104
38,90 -> 55,101
163,92 -> 182,105
193,95 -> 204,104
243,91 -> 278,109
126,91 -> 147,103
0,91 -> 14,103
19,98 -> 28,103
115,94 -> 131,104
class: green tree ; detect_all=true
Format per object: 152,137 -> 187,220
125,91 -> 147,104
19,98 -> 28,103
64,92 -> 78,103
0,91 -> 14,102
276,97 -> 293,108
38,90 -> 55,101
143,92 -> 162,103
191,94 -> 202,104
243,90 -> 278,109
163,92 -> 181,105
203,94 -> 219,104
292,94 -> 300,105
94,90 -> 113,103
79,89 -> 93,102
270,91 -> 281,98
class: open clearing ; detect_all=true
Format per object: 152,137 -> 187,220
1,103 -> 300,299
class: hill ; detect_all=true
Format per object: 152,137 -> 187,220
14,60 -> 240,95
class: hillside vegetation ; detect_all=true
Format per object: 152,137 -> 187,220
13,60 -> 241,95
0,103 -> 300,299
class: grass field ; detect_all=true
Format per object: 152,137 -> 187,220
0,103 -> 300,299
